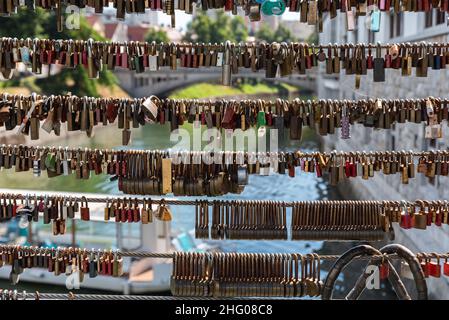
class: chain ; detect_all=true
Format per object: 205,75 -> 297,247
0,191 -> 445,207
3,38 -> 449,50
1,244 -> 448,261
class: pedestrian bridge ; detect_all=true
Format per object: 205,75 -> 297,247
115,67 -> 317,97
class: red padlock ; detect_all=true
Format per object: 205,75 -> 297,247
159,108 -> 165,124
121,52 -> 129,69
305,51 -> 312,69
400,214 -> 412,229
121,202 -> 128,223
47,50 -> 54,65
100,255 -> 107,275
400,205 -> 413,229
392,56 -> 401,69
127,199 -> 133,223
379,262 -> 390,280
435,209 -> 442,226
367,47 -> 374,69
428,254 -> 441,278
350,161 -> 357,177
345,160 -> 351,178
384,53 -> 392,68
106,255 -> 113,275
73,51 -> 79,66
288,164 -> 295,178
12,197 -> 18,217
201,112 -> 206,125
224,0 -> 233,10
38,200 -> 45,212
115,52 -> 122,68
58,51 -> 66,65
40,50 -> 47,65
80,196 -> 90,221
121,161 -> 127,178
82,50 -> 88,67
419,255 -> 430,278
143,53 -> 149,68
115,204 -> 121,222
315,162 -> 322,178
443,257 -> 449,276
118,176 -> 123,191
266,113 -> 273,126
427,208 -> 433,226
133,199 -> 141,222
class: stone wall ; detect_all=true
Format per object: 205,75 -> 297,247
319,64 -> 449,297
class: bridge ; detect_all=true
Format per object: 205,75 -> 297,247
115,67 -> 318,97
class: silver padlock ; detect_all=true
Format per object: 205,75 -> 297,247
222,41 -> 231,86
237,165 -> 248,185
400,261 -> 414,280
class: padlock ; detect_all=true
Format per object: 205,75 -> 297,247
379,261 -> 389,280
413,202 -> 427,229
419,255 -> 430,278
443,257 -> 449,276
80,196 -> 90,221
400,211 -> 413,229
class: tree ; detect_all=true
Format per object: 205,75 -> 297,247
0,9 -> 116,97
255,24 -> 298,43
306,32 -> 319,45
145,27 -> 169,43
184,11 -> 248,43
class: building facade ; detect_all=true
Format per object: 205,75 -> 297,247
318,11 -> 449,298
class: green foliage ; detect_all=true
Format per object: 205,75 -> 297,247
184,11 -> 248,43
145,27 -> 169,43
306,32 -> 319,45
0,9 -> 49,38
255,24 -> 298,43
169,81 -> 297,99
0,8 -> 116,97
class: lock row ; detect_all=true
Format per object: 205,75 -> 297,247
171,251 -> 324,297
197,200 -> 393,241
0,93 -> 447,144
0,245 -> 124,285
0,193 -> 173,233
3,192 -> 449,240
394,200 -> 449,230
1,244 -> 446,297
1,145 -> 449,194
1,0 -> 448,32
2,38 -> 449,86
197,200 -> 449,241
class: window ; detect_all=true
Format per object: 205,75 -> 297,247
425,11 -> 433,28
436,11 -> 446,25
389,13 -> 403,38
